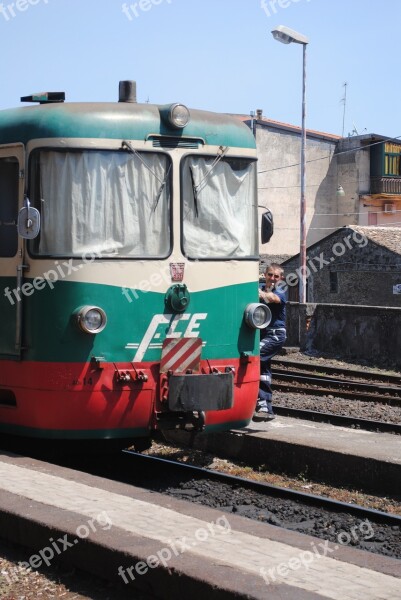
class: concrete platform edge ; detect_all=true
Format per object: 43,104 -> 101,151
166,430 -> 401,496
0,489 -> 319,600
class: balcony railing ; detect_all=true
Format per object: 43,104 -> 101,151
370,177 -> 401,194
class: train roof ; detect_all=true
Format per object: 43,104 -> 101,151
0,102 -> 256,150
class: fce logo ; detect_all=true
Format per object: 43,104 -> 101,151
128,313 -> 207,362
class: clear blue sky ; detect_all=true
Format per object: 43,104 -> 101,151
0,0 -> 399,138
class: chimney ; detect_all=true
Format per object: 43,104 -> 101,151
256,109 -> 263,119
119,81 -> 137,103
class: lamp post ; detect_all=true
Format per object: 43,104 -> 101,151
271,25 -> 309,303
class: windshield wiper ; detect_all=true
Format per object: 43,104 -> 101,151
122,140 -> 170,211
189,167 -> 199,218
193,145 -> 229,196
152,163 -> 171,212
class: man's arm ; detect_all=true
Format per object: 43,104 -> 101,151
259,290 -> 281,304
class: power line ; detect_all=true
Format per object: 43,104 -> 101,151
273,221 -> 401,231
257,205 -> 401,217
257,134 -> 401,175
258,179 -> 371,190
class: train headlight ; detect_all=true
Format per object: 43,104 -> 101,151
169,103 -> 190,128
244,303 -> 271,329
76,306 -> 107,334
160,103 -> 190,129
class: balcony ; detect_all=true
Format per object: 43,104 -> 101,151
370,177 -> 401,194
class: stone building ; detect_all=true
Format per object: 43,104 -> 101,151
236,114 -> 401,261
338,134 -> 401,228
282,225 -> 401,306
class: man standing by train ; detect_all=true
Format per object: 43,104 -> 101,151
253,263 -> 287,421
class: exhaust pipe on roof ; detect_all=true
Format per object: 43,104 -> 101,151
119,80 -> 137,103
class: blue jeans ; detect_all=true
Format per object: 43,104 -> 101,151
258,329 -> 286,414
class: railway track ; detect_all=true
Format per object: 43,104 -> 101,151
43,448 -> 400,561
270,358 -> 401,432
272,359 -> 401,386
273,406 -> 401,434
271,369 -> 401,405
120,451 -> 401,559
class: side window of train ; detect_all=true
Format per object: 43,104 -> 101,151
0,157 -> 19,257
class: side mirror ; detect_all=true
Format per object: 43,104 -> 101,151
261,209 -> 274,244
17,206 -> 40,239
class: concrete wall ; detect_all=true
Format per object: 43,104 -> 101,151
336,137 -> 370,227
286,302 -> 401,369
256,123 -> 340,256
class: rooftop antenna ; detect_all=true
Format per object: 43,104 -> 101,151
348,123 -> 367,137
340,82 -> 347,137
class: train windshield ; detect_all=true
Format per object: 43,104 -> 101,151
29,149 -> 171,257
181,156 -> 258,258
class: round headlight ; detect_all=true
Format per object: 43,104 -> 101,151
244,303 -> 271,329
76,306 -> 107,334
169,103 -> 190,128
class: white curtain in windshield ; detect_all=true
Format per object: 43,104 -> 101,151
182,156 -> 257,258
38,150 -> 170,257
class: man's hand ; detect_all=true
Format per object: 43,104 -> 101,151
259,290 -> 281,304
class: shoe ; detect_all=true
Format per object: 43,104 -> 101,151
252,409 -> 276,422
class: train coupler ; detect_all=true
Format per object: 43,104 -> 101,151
156,410 -> 206,432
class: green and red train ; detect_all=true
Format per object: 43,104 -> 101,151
0,81 -> 271,449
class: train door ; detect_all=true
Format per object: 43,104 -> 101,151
0,144 -> 25,358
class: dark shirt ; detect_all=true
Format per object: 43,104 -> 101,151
259,282 -> 287,329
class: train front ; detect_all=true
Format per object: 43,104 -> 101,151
0,84 -> 271,446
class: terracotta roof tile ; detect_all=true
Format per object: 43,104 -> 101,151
349,226 -> 401,255
232,114 -> 341,141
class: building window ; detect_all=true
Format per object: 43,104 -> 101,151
329,271 -> 338,293
384,142 -> 401,176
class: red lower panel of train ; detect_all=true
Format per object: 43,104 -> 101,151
0,357 -> 259,438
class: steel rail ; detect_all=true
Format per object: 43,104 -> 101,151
272,374 -> 401,405
272,370 -> 401,395
122,450 -> 401,527
272,359 -> 401,385
273,406 -> 401,435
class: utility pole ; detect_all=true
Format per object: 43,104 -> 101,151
341,82 -> 347,138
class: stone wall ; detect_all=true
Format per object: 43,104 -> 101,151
286,302 -> 401,369
283,226 -> 401,307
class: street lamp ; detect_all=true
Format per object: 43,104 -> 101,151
271,25 -> 309,304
